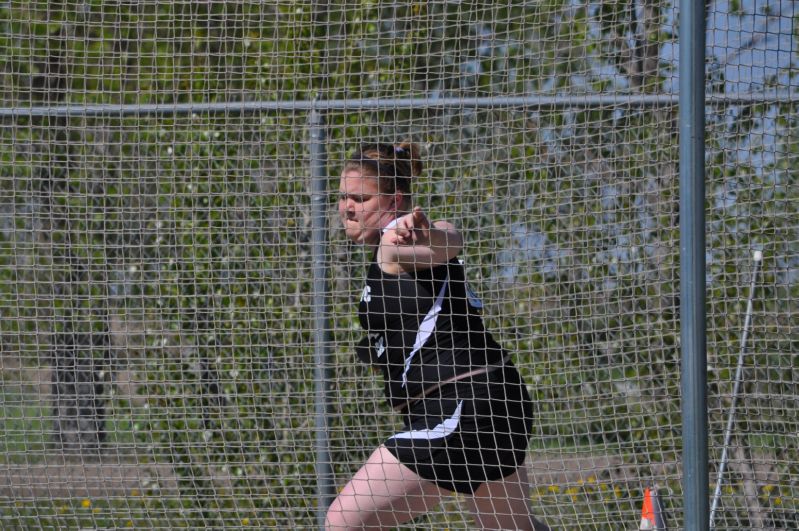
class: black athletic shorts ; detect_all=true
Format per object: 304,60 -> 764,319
383,363 -> 534,495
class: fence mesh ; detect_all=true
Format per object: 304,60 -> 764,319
0,1 -> 797,529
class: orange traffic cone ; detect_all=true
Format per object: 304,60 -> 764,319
640,486 -> 667,530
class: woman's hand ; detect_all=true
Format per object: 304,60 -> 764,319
378,207 -> 463,273
386,207 -> 430,247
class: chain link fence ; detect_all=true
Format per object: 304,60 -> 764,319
0,1 -> 796,529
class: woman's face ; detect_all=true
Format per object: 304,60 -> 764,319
338,168 -> 398,245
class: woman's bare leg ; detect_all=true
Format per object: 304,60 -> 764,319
325,445 -> 445,530
463,464 -> 549,531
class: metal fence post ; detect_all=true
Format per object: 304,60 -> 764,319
679,1 -> 708,529
309,106 -> 335,528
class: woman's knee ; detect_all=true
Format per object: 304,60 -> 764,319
324,495 -> 364,530
324,491 -> 391,530
324,497 -> 344,530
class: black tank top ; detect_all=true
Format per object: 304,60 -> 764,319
356,254 -> 506,408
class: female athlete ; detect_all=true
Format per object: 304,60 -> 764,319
326,142 -> 549,531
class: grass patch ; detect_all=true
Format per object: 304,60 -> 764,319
0,382 -> 49,465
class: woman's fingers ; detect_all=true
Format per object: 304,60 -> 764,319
411,207 -> 430,229
411,207 -> 431,242
386,208 -> 430,246
395,218 -> 411,240
381,226 -> 406,246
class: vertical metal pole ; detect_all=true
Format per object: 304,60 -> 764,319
679,1 -> 708,530
309,106 -> 335,528
709,252 -> 762,528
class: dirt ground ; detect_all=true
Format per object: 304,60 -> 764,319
0,458 -> 179,499
0,451 -> 642,500
0,355 -> 670,501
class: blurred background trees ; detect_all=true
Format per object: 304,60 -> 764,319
0,1 -> 796,528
